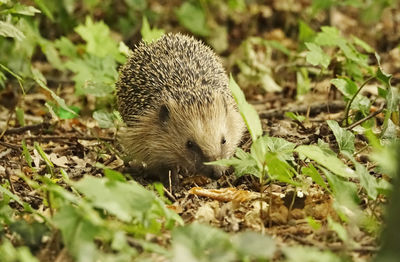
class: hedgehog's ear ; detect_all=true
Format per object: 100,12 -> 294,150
159,104 -> 170,124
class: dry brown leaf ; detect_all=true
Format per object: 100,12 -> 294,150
189,187 -> 260,202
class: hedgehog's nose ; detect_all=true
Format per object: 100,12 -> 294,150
202,165 -> 224,179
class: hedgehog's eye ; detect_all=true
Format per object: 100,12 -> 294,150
221,137 -> 226,145
186,140 -> 194,149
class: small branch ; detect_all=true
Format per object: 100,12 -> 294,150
2,122 -> 50,135
259,100 -> 346,119
346,104 -> 385,131
163,185 -> 177,202
0,140 -> 21,152
22,135 -> 115,142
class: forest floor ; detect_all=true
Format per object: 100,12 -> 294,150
0,1 -> 399,261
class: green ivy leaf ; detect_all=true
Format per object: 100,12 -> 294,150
54,37 -> 78,58
176,2 -> 210,36
74,176 -> 155,222
327,120 -> 355,154
31,67 -> 77,116
53,205 -> 99,262
208,148 -> 260,178
265,152 -> 298,184
0,3 -> 41,16
171,223 -> 235,262
93,110 -> 115,128
141,16 -> 164,44
302,164 -> 329,191
295,145 -> 357,178
263,136 -> 296,161
283,246 -> 342,262
0,21 -> 25,40
232,231 -> 276,260
75,17 -> 125,63
305,42 -> 330,68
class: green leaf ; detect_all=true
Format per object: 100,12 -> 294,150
0,239 -> 39,262
33,0 -> 54,20
93,110 -> 115,128
232,231 -> 276,260
327,216 -> 348,242
298,20 -> 316,45
283,246 -> 342,262
75,17 -> 125,63
285,111 -> 306,123
332,77 -> 355,96
21,139 -> 33,169
31,67 -> 77,116
327,120 -> 355,154
0,21 -> 25,40
124,0 -> 147,10
342,152 -> 378,200
73,176 -> 183,228
305,42 -> 330,68
266,40 -> 291,56
56,105 -> 80,119
229,75 -> 262,141
296,67 -> 311,98
302,164 -> 329,191
295,145 -> 357,178
74,176 -> 154,222
0,3 -> 41,16
376,55 -> 392,88
140,16 -> 164,44
65,54 -> 118,95
53,205 -> 99,262
321,168 -> 360,208
9,220 -> 49,249
39,39 -> 64,70
104,168 -> 126,182
176,1 -> 210,36
352,36 -> 374,53
306,216 -> 322,230
208,148 -> 260,178
34,142 -> 54,175
263,136 -> 296,161
82,80 -> 114,97
265,152 -> 297,184
314,26 -> 343,46
15,107 -> 25,127
172,223 -> 235,262
54,37 -> 78,58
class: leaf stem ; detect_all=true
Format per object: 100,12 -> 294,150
344,76 -> 375,127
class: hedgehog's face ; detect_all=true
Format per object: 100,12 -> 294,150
157,95 -> 245,178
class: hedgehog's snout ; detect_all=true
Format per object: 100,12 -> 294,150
199,164 -> 225,179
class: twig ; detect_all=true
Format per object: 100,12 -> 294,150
22,135 -> 115,142
259,100 -> 346,119
6,168 -> 15,193
288,233 -> 378,253
2,122 -> 50,135
168,170 -> 172,197
0,140 -> 21,152
163,186 -> 177,202
344,76 -> 375,127
346,104 -> 385,130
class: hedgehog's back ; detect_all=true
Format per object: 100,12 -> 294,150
116,33 -> 229,124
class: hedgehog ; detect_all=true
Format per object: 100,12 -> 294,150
116,33 -> 245,182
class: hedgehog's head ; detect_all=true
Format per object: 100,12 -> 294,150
149,93 -> 245,178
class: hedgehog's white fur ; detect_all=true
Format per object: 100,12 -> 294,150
117,33 -> 245,179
